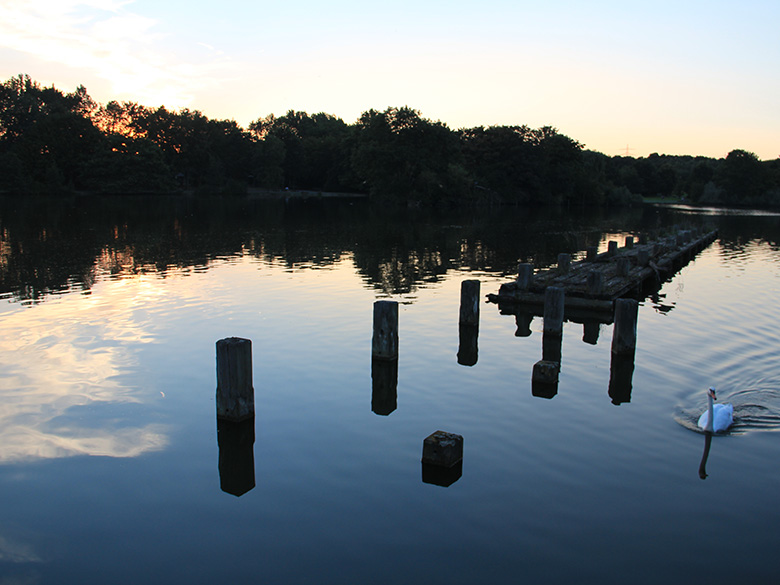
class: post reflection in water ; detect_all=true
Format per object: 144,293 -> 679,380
582,321 -> 601,345
608,352 -> 636,405
422,461 -> 463,487
608,299 -> 639,406
457,324 -> 478,366
217,417 -> 256,497
514,312 -> 533,337
371,357 -> 398,415
542,331 -> 563,364
532,332 -> 563,400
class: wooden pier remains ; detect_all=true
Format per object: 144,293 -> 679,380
487,228 -> 717,316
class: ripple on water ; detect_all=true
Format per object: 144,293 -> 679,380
674,385 -> 780,434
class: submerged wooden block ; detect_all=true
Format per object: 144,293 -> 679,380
422,431 -> 464,468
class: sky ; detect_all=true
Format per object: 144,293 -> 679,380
0,0 -> 778,159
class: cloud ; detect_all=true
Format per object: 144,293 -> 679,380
0,0 -> 237,108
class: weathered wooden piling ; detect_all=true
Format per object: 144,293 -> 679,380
616,257 -> 631,277
422,431 -> 463,468
586,246 -> 598,261
216,337 -> 254,422
611,298 -> 638,355
625,236 -> 634,249
543,286 -> 565,335
587,271 -> 603,296
372,300 -> 399,360
487,229 -> 718,316
516,263 -> 533,290
459,279 -> 480,326
557,253 -> 571,273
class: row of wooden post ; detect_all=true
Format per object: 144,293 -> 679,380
531,284 -> 638,401
214,277 -> 641,494
216,280 -> 640,419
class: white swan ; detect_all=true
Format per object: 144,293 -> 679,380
697,387 -> 733,433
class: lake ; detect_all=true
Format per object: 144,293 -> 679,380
0,196 -> 779,584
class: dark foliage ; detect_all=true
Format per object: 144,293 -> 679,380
1,75 -> 778,207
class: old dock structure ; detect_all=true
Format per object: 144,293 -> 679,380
487,228 -> 718,315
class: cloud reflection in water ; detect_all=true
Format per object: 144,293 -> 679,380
0,275 -> 168,463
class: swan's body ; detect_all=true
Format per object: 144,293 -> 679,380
697,387 -> 733,433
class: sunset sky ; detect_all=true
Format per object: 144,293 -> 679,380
1,0 -> 777,159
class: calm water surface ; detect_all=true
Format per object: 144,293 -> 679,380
0,197 -> 779,584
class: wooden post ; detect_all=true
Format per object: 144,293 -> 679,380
216,337 -> 254,422
372,300 -> 399,360
422,431 -> 463,468
637,248 -> 650,267
625,236 -> 634,249
586,246 -> 598,261
638,233 -> 648,245
543,286 -> 565,336
616,257 -> 631,277
557,253 -> 571,273
459,279 -> 480,326
611,298 -> 638,355
587,271 -> 603,296
607,240 -> 618,257
516,263 -> 533,290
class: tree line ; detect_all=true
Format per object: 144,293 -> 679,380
1,74 -> 778,207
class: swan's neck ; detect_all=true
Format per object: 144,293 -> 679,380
706,393 -> 714,432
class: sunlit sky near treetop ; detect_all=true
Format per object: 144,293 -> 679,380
1,0 -> 777,159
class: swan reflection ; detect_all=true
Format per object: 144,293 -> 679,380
698,432 -> 712,480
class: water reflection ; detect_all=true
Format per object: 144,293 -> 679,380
217,418 -> 256,496
0,280 -> 167,462
0,195 -> 656,304
371,358 -> 398,415
698,433 -> 713,480
422,461 -> 463,487
457,324 -> 479,366
608,353 -> 635,405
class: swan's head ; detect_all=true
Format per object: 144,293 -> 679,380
707,387 -> 717,400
